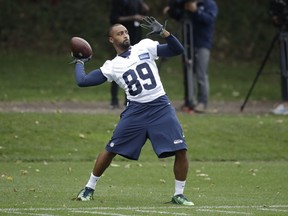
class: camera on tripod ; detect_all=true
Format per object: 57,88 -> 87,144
167,0 -> 201,21
241,0 -> 288,111
270,0 -> 288,31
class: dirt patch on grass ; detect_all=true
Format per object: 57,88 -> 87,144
0,100 -> 278,115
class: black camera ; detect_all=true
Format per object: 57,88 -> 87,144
270,0 -> 288,30
167,0 -> 200,21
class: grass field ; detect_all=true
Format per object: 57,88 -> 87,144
1,161 -> 288,215
1,54 -> 288,215
1,113 -> 288,215
0,53 -> 281,102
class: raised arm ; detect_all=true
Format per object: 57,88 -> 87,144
157,34 -> 184,57
140,16 -> 184,57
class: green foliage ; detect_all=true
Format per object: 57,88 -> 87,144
214,0 -> 276,60
0,0 -> 111,54
0,0 -> 279,60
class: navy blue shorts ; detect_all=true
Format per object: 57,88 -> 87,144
106,95 -> 188,160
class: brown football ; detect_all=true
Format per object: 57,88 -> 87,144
70,37 -> 93,58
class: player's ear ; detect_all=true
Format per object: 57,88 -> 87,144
108,36 -> 114,44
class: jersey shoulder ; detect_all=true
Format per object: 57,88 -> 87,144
100,59 -> 114,82
133,39 -> 159,58
136,38 -> 159,48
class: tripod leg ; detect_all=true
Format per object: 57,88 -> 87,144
279,32 -> 288,78
279,32 -> 288,103
183,18 -> 194,108
240,33 -> 279,112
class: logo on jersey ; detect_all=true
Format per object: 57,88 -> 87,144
138,52 -> 150,60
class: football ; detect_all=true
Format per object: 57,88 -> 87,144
70,37 -> 93,58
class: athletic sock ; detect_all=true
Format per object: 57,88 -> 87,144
174,179 -> 186,196
85,173 -> 100,190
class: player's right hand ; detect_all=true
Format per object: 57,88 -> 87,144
69,53 -> 92,64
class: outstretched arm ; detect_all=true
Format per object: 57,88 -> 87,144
140,16 -> 184,57
75,63 -> 107,87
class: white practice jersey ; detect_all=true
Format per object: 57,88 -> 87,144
100,39 -> 166,103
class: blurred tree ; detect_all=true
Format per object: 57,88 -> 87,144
0,0 -> 276,61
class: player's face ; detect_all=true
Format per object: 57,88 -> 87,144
109,25 -> 131,51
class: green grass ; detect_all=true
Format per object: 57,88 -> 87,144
1,161 -> 288,215
1,113 -> 287,162
0,53 -> 281,102
1,113 -> 288,215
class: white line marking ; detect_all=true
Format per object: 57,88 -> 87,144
71,210 -> 131,216
1,205 -> 288,216
1,205 -> 288,211
197,209 -> 252,215
257,207 -> 288,213
200,205 -> 288,209
0,211 -> 55,216
136,209 -> 189,215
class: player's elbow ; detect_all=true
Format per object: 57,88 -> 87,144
77,83 -> 85,87
175,45 -> 184,55
171,45 -> 184,56
76,80 -> 88,87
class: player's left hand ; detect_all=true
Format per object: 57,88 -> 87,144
141,16 -> 167,36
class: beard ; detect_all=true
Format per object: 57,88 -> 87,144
119,39 -> 131,50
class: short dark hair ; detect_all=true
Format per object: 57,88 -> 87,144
107,24 -> 122,37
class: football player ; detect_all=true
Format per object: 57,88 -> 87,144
71,16 -> 194,205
